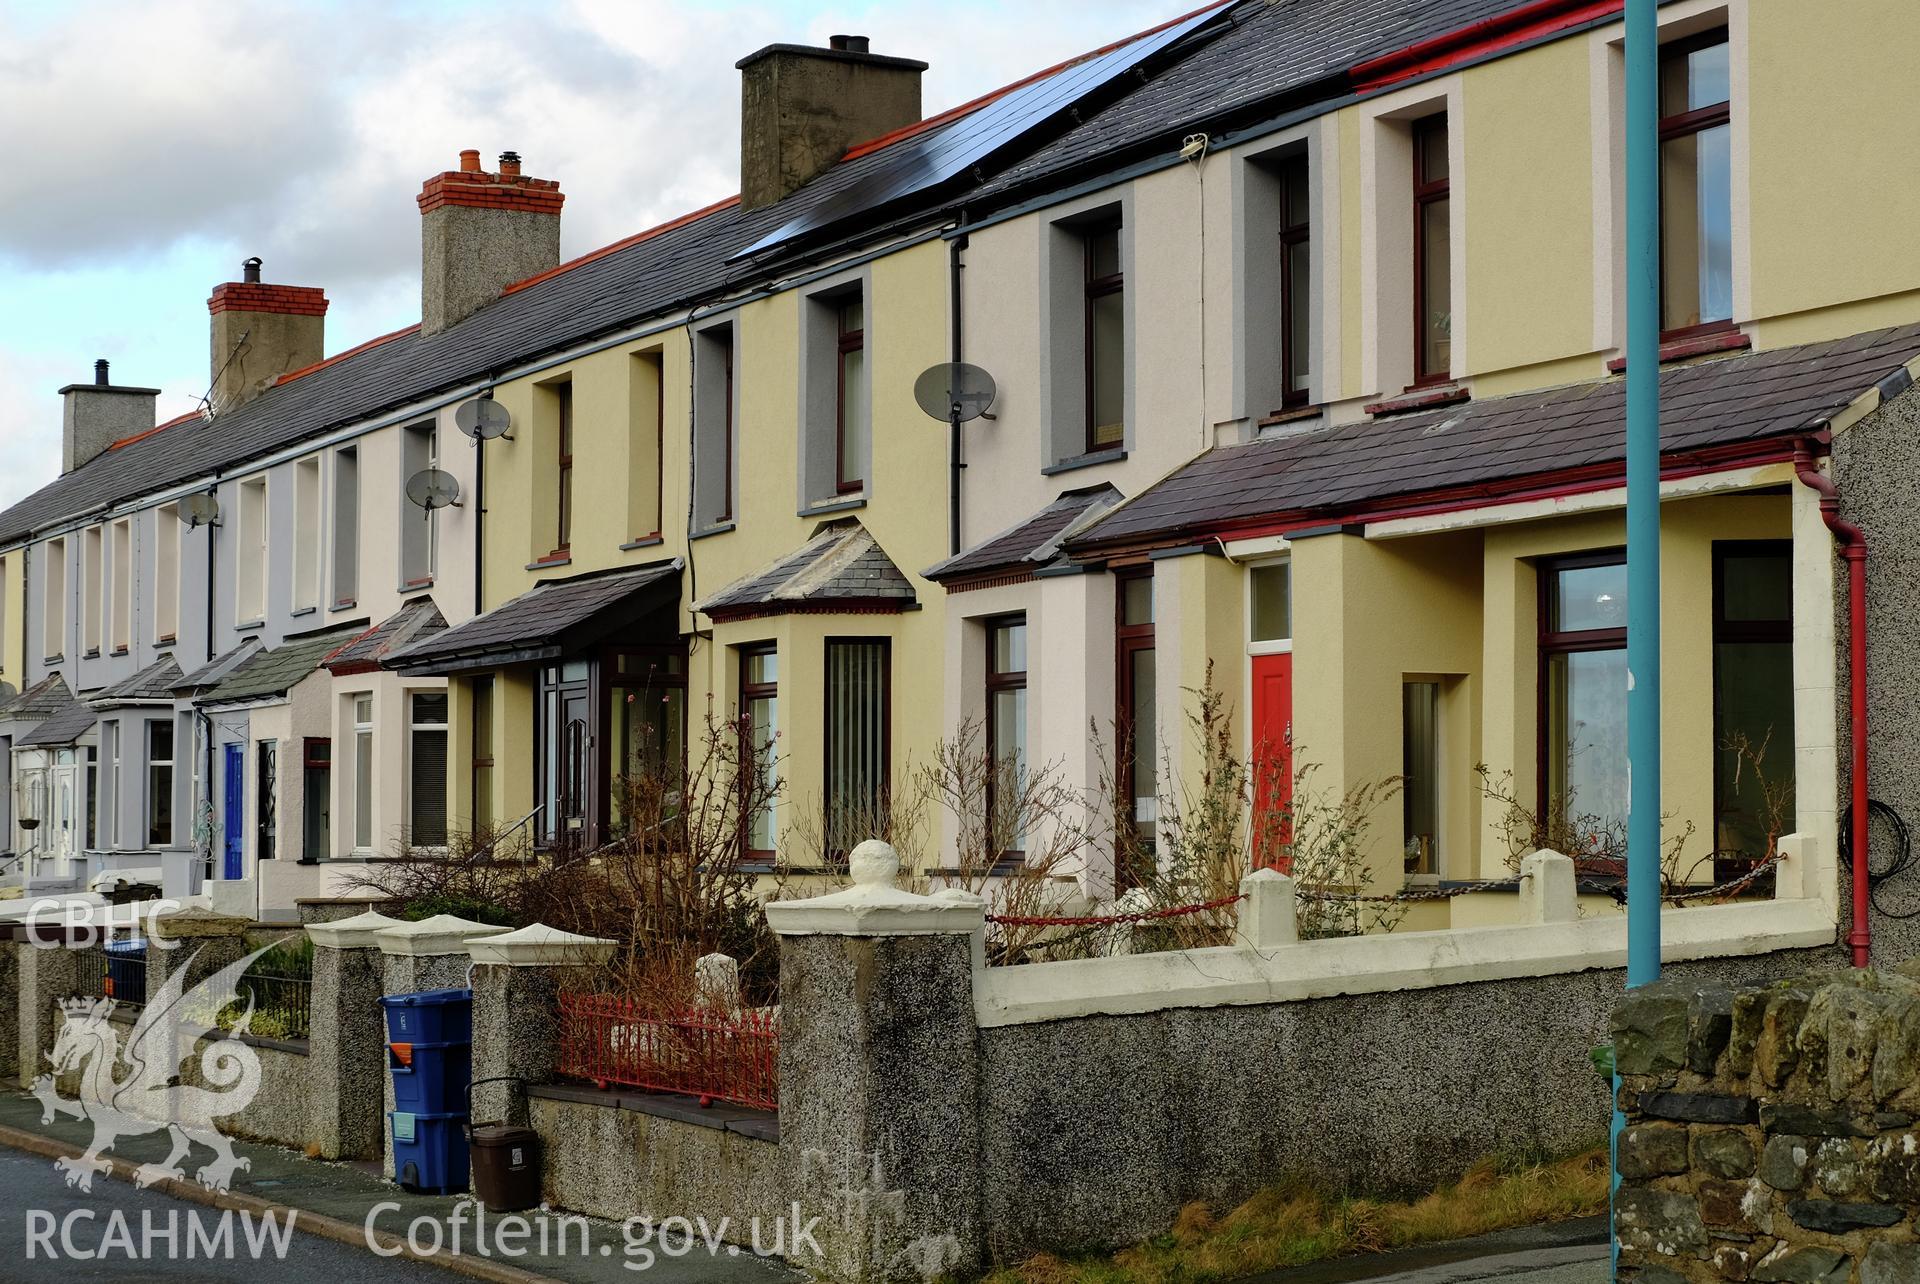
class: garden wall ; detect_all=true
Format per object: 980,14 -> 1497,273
1613,965 -> 1920,1284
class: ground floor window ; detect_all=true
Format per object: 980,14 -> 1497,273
101,723 -> 119,849
410,693 -> 448,848
352,695 -> 374,850
824,638 -> 890,857
470,677 -> 494,832
256,740 -> 277,861
986,616 -> 1028,860
1713,542 -> 1793,870
610,649 -> 687,831
146,720 -> 174,846
1403,681 -> 1440,876
303,738 -> 330,861
1540,553 -> 1629,836
1116,568 -> 1156,887
741,647 -> 778,859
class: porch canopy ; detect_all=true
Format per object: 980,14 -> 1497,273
325,598 -> 447,676
16,683 -> 96,748
94,655 -> 184,706
383,559 -> 682,677
924,483 -> 1123,587
183,625 -> 367,707
696,521 -> 914,621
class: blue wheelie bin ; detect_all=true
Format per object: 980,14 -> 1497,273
381,988 -> 473,1194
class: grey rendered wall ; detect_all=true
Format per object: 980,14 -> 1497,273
1831,378 -> 1920,964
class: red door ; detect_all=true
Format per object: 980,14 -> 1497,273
1251,653 -> 1293,869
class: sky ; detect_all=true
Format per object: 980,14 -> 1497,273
0,0 -> 1174,509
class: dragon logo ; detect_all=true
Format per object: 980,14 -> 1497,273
30,944 -> 278,1194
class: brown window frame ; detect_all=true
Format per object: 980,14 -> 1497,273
1658,28 -> 1734,343
1535,549 -> 1627,821
1412,114 -> 1451,388
1277,154 -> 1311,408
984,614 -> 1028,863
739,645 -> 777,862
555,383 -> 574,554
1083,217 -> 1125,455
835,298 -> 866,494
1114,568 -> 1156,891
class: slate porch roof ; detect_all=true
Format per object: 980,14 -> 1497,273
192,627 -> 367,706
924,484 -> 1124,584
0,674 -> 74,724
18,683 -> 96,748
698,523 -> 916,620
384,561 -> 682,676
95,655 -> 185,704
1073,324 -> 1920,552
325,599 -> 448,675
176,639 -> 265,693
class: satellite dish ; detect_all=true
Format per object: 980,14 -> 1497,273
405,468 -> 463,511
914,362 -> 997,424
179,493 -> 221,528
454,396 -> 513,441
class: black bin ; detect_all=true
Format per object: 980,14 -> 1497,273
469,1124 -> 542,1211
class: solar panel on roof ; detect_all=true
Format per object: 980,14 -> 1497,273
731,1 -> 1235,260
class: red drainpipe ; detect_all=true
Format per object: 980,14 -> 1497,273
1794,439 -> 1871,967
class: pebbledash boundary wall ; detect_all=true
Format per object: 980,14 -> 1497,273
1,834 -> 1870,1282
1613,965 -> 1920,1284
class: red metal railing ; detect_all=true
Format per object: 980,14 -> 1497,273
556,992 -> 779,1112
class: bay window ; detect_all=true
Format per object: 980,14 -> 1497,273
146,719 -> 174,846
986,617 -> 1028,860
352,694 -> 374,851
741,647 -> 778,859
824,639 -> 889,857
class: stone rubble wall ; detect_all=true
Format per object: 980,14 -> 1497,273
1613,964 -> 1920,1284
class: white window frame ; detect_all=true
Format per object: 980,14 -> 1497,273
42,536 -> 67,660
406,688 -> 449,851
109,518 -> 132,653
293,456 -> 322,613
82,525 -> 103,655
351,693 -> 374,854
1244,555 -> 1294,658
236,475 -> 267,626
153,504 -> 180,643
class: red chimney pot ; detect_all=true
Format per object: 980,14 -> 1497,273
459,148 -> 482,173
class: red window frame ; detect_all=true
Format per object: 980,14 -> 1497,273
835,298 -> 865,494
1535,550 -> 1628,824
1658,28 -> 1734,343
1412,114 -> 1451,388
1083,218 -> 1125,454
1277,154 -> 1311,408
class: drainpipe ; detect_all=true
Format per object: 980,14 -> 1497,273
948,225 -> 968,558
1794,439 -> 1871,968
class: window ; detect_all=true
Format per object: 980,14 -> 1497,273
409,692 -> 448,848
1277,155 -> 1312,407
154,505 -> 179,641
102,721 -> 119,848
1413,114 -> 1452,385
630,352 -> 665,541
302,738 -> 330,862
109,519 -> 131,653
836,296 -> 868,493
1540,554 -> 1629,834
824,639 -> 889,857
332,446 -> 359,607
294,457 -> 320,611
1713,543 -> 1792,871
470,676 -> 495,831
609,651 -> 686,831
82,525 -> 102,654
236,476 -> 266,624
1660,31 -> 1733,337
1250,563 -> 1292,645
401,423 -> 439,585
42,537 -> 66,659
986,617 -> 1028,860
256,740 -> 277,862
1084,218 -> 1125,452
84,745 -> 97,851
1115,569 -> 1156,885
146,719 -> 174,846
694,325 -> 736,528
352,694 -> 373,850
555,387 -> 574,553
741,647 -> 778,858
1403,682 -> 1440,876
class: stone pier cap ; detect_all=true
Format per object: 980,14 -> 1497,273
765,840 -> 986,936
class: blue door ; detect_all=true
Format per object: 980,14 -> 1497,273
222,743 -> 244,880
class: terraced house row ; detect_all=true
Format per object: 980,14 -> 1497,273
1,0 -> 1917,958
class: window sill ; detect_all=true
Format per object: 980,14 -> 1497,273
1258,404 -> 1324,428
155,634 -> 176,645
110,646 -> 128,657
525,554 -> 572,571
234,619 -> 265,632
42,654 -> 64,665
800,495 -> 867,518
620,534 -> 665,551
690,521 -> 736,542
1364,384 -> 1470,417
330,599 -> 357,613
402,576 -> 435,591
289,606 -> 316,619
1043,447 -> 1127,476
1606,326 -> 1749,373
82,648 -> 100,660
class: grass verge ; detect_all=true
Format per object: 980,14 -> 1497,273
981,1146 -> 1608,1284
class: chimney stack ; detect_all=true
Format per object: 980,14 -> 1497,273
58,359 -> 158,474
736,35 -> 926,210
418,148 -> 563,336
207,257 -> 328,412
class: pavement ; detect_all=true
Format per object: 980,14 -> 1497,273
1238,1216 -> 1610,1284
0,1089 -> 797,1283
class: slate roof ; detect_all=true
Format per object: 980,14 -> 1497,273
924,484 -> 1124,582
699,523 -> 916,617
384,561 -> 682,676
194,627 -> 366,706
18,684 -> 96,748
1074,324 -> 1920,550
177,640 -> 264,692
95,655 -> 185,704
325,599 -> 447,675
0,674 -> 74,723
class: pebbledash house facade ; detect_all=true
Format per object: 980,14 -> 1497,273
0,0 -> 1916,956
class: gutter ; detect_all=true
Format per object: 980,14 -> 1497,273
1795,438 -> 1872,968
